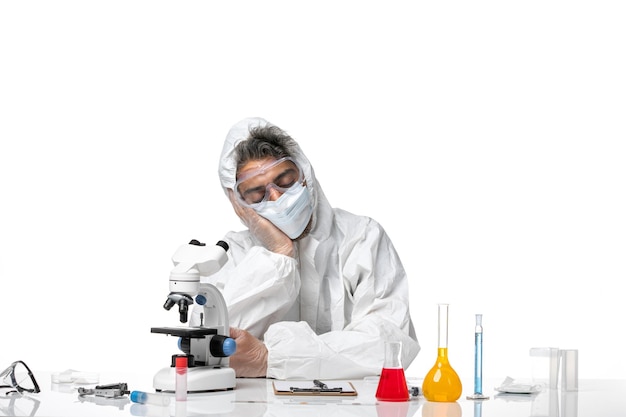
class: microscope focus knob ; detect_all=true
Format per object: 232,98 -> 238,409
210,335 -> 237,357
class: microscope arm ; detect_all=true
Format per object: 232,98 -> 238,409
196,283 -> 229,336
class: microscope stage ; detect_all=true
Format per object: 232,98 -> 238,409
151,326 -> 218,338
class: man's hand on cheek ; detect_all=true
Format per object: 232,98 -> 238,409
228,190 -> 294,257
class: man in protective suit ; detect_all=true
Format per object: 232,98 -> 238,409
198,117 -> 419,379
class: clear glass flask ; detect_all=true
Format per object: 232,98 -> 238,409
422,303 -> 463,402
376,341 -> 409,402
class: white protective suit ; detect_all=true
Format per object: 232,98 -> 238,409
205,117 -> 419,379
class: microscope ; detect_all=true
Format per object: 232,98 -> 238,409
151,239 -> 237,393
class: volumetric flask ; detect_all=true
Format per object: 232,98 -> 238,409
422,303 -> 462,402
376,341 -> 410,402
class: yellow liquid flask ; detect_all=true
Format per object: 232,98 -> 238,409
423,303 -> 463,402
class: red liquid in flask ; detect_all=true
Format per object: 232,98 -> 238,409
376,367 -> 409,402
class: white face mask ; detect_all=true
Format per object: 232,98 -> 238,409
254,182 -> 313,239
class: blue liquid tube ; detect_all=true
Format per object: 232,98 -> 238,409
130,391 -> 171,406
467,314 -> 489,400
474,314 -> 483,394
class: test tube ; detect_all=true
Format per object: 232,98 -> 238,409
175,356 -> 188,402
560,349 -> 578,391
130,390 -> 171,406
467,313 -> 489,400
474,314 -> 483,394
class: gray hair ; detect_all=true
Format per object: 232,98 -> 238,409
234,125 -> 300,175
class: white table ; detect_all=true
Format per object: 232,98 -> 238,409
2,372 -> 625,416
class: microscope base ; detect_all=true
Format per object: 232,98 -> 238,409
153,366 -> 236,393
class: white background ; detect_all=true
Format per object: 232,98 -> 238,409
1,1 -> 624,388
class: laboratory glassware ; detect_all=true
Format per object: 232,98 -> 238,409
375,341 -> 410,401
175,356 -> 188,401
467,313 -> 489,400
422,303 -> 463,402
560,349 -> 578,391
130,390 -> 171,406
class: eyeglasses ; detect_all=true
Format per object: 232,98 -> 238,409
235,157 -> 304,207
0,361 -> 40,394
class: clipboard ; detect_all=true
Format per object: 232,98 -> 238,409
273,380 -> 358,396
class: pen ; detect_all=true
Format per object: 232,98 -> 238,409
313,379 -> 328,389
290,387 -> 343,393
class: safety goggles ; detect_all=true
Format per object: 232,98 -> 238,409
0,361 -> 40,395
234,157 -> 304,207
